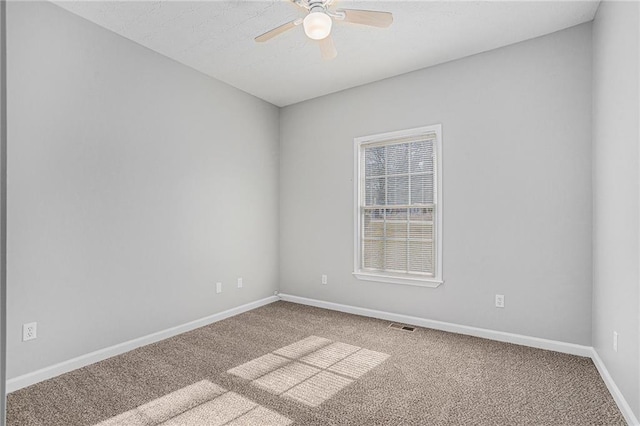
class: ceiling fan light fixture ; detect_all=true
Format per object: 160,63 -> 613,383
303,11 -> 332,40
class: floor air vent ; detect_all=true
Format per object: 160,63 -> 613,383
388,323 -> 416,332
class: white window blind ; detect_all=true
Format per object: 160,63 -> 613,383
354,125 -> 442,286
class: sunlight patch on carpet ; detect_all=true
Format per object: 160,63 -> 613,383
283,371 -> 354,408
253,362 -> 320,394
94,380 -> 292,426
227,353 -> 290,381
300,342 -> 361,369
226,406 -> 293,426
328,348 -> 391,379
227,336 -> 390,407
273,336 -> 332,358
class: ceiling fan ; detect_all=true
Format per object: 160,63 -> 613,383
255,0 -> 393,60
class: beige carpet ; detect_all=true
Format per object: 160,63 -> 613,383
7,301 -> 625,425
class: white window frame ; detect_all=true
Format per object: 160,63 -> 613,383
353,124 -> 443,288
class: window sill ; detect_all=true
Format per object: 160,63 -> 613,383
352,272 -> 443,288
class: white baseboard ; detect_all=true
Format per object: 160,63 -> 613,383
590,349 -> 640,426
6,295 -> 279,393
278,293 -> 592,357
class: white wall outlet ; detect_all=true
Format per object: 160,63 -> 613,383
23,322 -> 37,342
237,277 -> 243,288
613,331 -> 618,352
495,294 -> 505,308
216,282 -> 222,294
321,274 -> 328,285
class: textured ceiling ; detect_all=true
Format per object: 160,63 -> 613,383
53,1 -> 600,107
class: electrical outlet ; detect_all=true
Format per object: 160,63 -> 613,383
23,322 -> 37,342
495,294 -> 505,308
216,282 -> 222,294
613,331 -> 618,352
321,274 -> 327,285
237,277 -> 243,289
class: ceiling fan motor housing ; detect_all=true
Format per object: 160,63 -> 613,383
303,2 -> 332,40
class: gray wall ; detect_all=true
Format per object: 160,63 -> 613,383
592,0 -> 640,418
280,24 -> 593,345
1,0 -> 7,423
6,1 -> 280,379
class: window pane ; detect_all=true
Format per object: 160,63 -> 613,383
384,207 -> 407,240
385,208 -> 407,221
385,240 -> 407,272
408,241 -> 434,275
409,221 -> 433,241
410,141 -> 434,173
387,176 -> 409,205
410,206 -> 434,222
386,221 -> 407,240
363,240 -> 384,269
386,144 -> 409,175
410,174 -> 434,204
365,146 -> 385,177
363,209 -> 384,238
365,178 -> 385,206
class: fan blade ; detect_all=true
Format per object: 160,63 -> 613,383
339,9 -> 393,28
255,19 -> 300,43
319,35 -> 337,60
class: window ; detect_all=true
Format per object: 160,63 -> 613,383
353,125 -> 443,287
